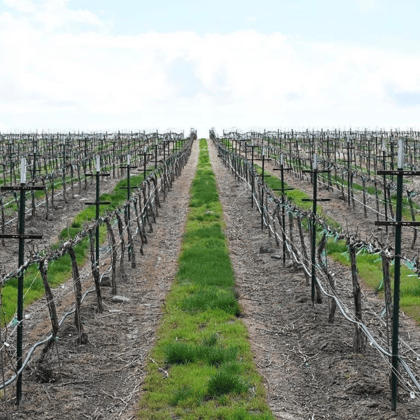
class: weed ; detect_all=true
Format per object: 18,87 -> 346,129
207,363 -> 249,396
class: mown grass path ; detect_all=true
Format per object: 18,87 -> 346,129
138,139 -> 274,420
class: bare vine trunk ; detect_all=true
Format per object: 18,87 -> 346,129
317,233 -> 336,323
348,243 -> 365,353
125,204 -> 136,269
297,215 -> 310,286
68,247 -> 88,343
104,218 -> 118,295
89,229 -> 103,313
37,260 -> 59,358
408,192 -> 417,249
116,212 -> 127,280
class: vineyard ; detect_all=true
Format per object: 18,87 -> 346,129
0,129 -> 420,419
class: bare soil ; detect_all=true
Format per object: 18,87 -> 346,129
0,142 -> 199,419
207,140 -> 420,420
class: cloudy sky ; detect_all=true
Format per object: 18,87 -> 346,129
0,0 -> 419,137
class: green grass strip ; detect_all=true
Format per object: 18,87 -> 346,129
138,139 -> 274,420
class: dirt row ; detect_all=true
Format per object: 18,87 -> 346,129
207,140 -> 420,419
1,142 -> 199,419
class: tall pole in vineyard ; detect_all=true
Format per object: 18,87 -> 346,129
0,158 -> 43,404
84,157 -> 110,263
378,138 -> 392,233
258,148 -> 272,230
142,146 -> 154,180
302,154 -> 330,303
273,153 -> 293,265
343,136 -> 354,207
374,139 -> 420,411
247,142 -> 258,208
120,154 -> 137,261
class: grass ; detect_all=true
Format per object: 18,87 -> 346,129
138,139 -> 274,420
326,239 -> 420,323
0,164 -> 154,325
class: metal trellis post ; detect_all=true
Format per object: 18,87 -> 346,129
374,139 -> 420,412
0,158 -> 43,405
84,156 -> 111,263
302,154 -> 331,304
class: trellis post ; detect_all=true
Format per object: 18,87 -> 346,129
302,154 -> 331,304
0,158 -> 43,405
374,138 -> 420,412
142,146 -> 154,180
84,156 -> 110,263
120,154 -> 138,261
247,142 -> 258,208
273,153 -> 293,265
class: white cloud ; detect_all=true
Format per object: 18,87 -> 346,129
355,0 -> 379,12
0,1 -> 419,136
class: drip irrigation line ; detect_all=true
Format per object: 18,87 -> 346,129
0,285 -> 95,390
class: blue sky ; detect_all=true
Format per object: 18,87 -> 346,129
0,0 -> 419,136
66,0 -> 420,50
